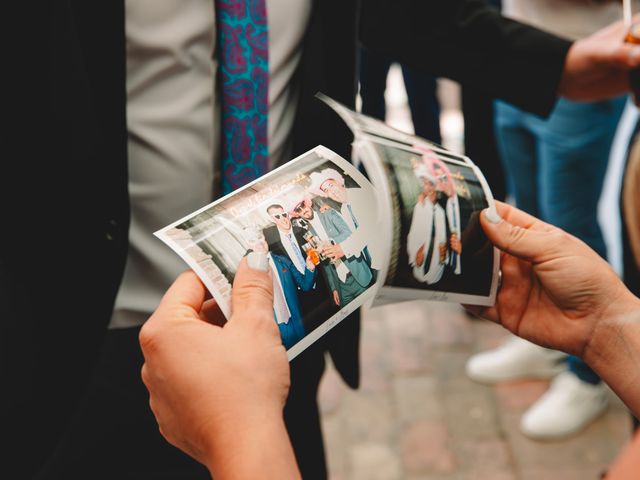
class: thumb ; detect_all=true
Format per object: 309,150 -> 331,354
230,255 -> 275,327
480,209 -> 557,263
155,270 -> 207,317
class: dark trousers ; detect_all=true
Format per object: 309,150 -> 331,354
37,327 -> 328,480
462,87 -> 506,201
461,0 -> 506,201
359,48 -> 442,144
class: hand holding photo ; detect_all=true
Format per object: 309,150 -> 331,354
155,146 -> 382,360
316,94 -> 499,306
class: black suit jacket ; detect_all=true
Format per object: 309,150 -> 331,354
2,0 -> 571,475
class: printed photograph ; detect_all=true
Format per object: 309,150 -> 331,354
317,92 -> 444,151
156,147 -> 381,359
365,139 -> 497,301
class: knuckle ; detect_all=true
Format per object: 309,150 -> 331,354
505,224 -> 527,249
139,321 -> 161,353
140,364 -> 150,385
253,309 -> 276,327
234,278 -> 273,305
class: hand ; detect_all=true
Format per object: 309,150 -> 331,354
438,243 -> 447,263
558,18 -> 640,101
305,255 -> 316,271
449,234 -> 462,254
467,202 -> 640,358
333,290 -> 341,306
139,259 -> 298,478
416,244 -> 425,267
319,204 -> 330,213
322,243 -> 345,261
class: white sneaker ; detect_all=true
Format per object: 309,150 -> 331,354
466,336 -> 566,384
520,371 -> 609,440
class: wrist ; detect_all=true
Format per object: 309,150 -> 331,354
583,292 -> 640,367
204,406 -> 297,479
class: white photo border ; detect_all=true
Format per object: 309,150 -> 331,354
155,145 -> 384,361
357,136 -> 500,307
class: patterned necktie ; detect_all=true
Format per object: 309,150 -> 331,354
215,0 -> 269,195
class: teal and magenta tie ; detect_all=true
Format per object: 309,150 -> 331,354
216,0 -> 269,195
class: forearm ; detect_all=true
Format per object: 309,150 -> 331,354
584,301 -> 640,418
205,412 -> 300,479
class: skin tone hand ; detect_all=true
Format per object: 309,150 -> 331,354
305,256 -> 316,271
468,201 -> 639,356
333,290 -> 341,306
139,259 -> 300,479
323,243 -> 345,261
559,18 -> 640,101
416,244 -> 425,267
449,234 -> 462,255
468,202 -> 640,416
438,243 -> 447,263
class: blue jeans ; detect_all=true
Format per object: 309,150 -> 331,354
495,96 -> 626,384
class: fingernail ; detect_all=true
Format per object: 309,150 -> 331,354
484,207 -> 502,224
247,252 -> 269,272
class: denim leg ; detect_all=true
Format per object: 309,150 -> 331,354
401,64 -> 442,143
534,96 -> 627,384
358,48 -> 392,121
535,96 -> 626,259
494,101 -> 538,215
565,356 -> 601,385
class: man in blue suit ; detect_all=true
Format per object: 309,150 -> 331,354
250,235 -> 317,350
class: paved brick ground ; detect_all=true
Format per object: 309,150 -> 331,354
318,300 -> 632,480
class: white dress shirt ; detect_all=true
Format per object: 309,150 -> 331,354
445,195 -> 462,275
278,229 -> 306,274
268,253 -> 291,325
110,0 -> 312,328
407,199 -> 448,285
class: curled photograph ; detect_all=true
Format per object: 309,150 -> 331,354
156,146 -> 381,359
360,138 -> 499,305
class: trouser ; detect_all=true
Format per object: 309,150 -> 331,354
462,86 -> 506,201
337,272 -> 369,306
37,326 -> 328,480
495,96 -> 627,385
279,316 -> 306,350
359,47 -> 441,143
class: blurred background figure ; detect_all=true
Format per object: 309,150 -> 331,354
359,48 -> 442,144
460,0 -> 508,202
466,0 -> 625,440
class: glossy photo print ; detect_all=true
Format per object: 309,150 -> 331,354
156,146 -> 383,360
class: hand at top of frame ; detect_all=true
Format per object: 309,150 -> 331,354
467,202 -> 640,360
139,258 -> 299,479
559,18 -> 640,101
